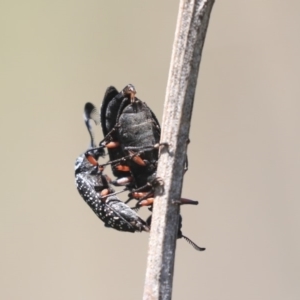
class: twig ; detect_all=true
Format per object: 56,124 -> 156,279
142,1 -> 215,299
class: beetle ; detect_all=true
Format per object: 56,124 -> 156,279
85,85 -> 190,207
98,84 -> 205,250
99,84 -> 166,206
82,88 -> 205,250
74,103 -> 149,233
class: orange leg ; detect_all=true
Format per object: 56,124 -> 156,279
85,154 -> 104,172
138,198 -> 155,207
114,165 -> 131,172
105,141 -> 120,148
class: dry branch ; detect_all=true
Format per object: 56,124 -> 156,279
143,0 -> 215,299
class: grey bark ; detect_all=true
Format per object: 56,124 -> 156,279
142,0 -> 215,299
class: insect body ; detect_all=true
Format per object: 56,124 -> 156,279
100,84 -> 164,206
99,84 -> 205,251
78,85 -> 205,250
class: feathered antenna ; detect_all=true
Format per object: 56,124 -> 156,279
145,213 -> 205,251
84,102 -> 100,148
180,234 -> 206,251
177,215 -> 205,251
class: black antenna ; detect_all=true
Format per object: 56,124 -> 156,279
178,215 -> 205,251
84,102 -> 100,148
180,234 -> 206,251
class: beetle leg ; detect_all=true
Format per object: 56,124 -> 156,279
172,198 -> 199,205
84,150 -> 104,172
114,165 -> 131,172
137,198 -> 155,207
124,142 -> 168,152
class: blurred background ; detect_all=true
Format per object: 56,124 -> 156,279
1,1 -> 300,299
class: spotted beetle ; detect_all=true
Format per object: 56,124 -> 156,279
75,152 -> 149,232
74,103 -> 149,233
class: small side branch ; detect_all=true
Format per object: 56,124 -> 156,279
143,1 -> 215,300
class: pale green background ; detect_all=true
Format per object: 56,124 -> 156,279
1,1 -> 299,300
